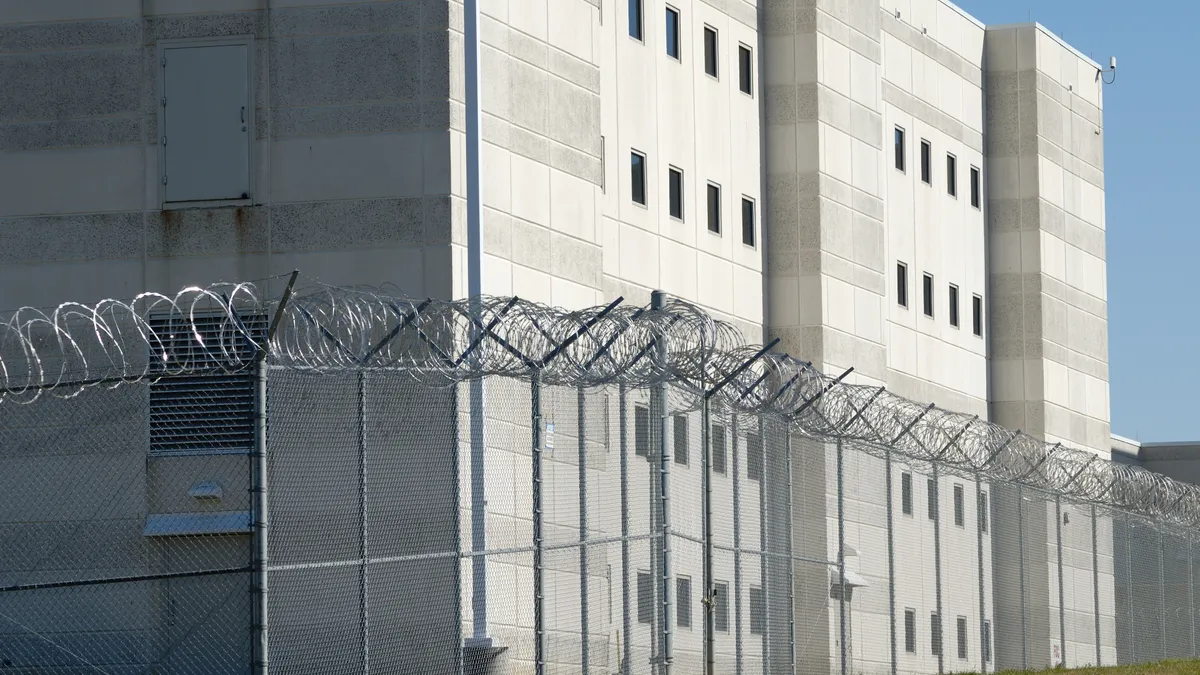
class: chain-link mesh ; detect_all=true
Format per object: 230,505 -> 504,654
7,280 -> 1200,674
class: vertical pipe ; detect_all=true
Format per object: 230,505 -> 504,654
1092,505 -> 1101,666
758,416 -> 771,675
531,374 -> 545,675
253,361 -> 269,675
932,464 -> 944,675
732,413 -> 744,675
785,431 -> 796,673
619,385 -> 632,675
702,399 -> 715,675
578,386 -> 590,675
358,372 -> 370,675
886,447 -> 897,675
1018,485 -> 1029,669
651,290 -> 672,674
837,440 -> 848,675
976,474 -> 987,675
1056,496 -> 1067,667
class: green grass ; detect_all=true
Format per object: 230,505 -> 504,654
988,661 -> 1200,675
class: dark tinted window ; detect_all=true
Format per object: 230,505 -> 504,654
741,197 -> 755,246
905,609 -> 917,653
631,152 -> 646,205
749,586 -> 766,634
637,571 -> 653,623
927,477 -> 938,521
970,166 -> 981,208
979,492 -> 989,533
973,295 -> 983,337
707,183 -> 721,233
949,284 -> 959,327
669,167 -> 683,219
901,472 -> 913,515
923,273 -> 934,317
738,45 -> 753,94
704,27 -> 718,76
673,414 -> 688,465
714,581 -> 729,632
665,7 -> 680,58
747,433 -> 763,482
629,0 -> 643,40
957,616 -> 968,659
897,262 -> 908,308
947,153 -> 957,196
931,613 -> 942,656
894,127 -> 905,171
954,484 -> 964,526
634,404 -> 650,457
712,423 -> 727,474
920,140 -> 931,184
676,577 -> 692,627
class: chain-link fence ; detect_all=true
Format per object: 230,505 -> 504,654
1,279 -> 1198,674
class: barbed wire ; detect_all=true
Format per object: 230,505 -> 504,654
1,279 -> 1197,529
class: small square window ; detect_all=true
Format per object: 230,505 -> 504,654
738,45 -> 753,95
714,581 -> 729,632
629,0 -> 643,40
920,139 -> 931,185
896,262 -> 908,308
631,151 -> 647,206
927,477 -> 938,521
665,7 -> 681,59
979,492 -> 989,533
677,576 -> 692,628
922,273 -> 934,318
894,127 -> 906,172
673,414 -> 689,465
741,197 -> 755,247
669,167 -> 684,220
707,183 -> 721,234
947,153 -> 958,197
901,471 -> 913,515
953,484 -> 965,527
704,27 -> 718,77
712,423 -> 727,474
970,166 -> 981,208
904,609 -> 917,653
634,404 -> 650,457
949,284 -> 959,328
972,295 -> 983,337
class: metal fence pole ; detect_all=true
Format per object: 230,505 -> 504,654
531,374 -> 545,675
652,290 -> 673,675
1127,513 -> 1135,664
733,413 -> 744,675
1160,526 -> 1167,661
837,440 -> 848,675
702,398 -> 715,675
786,430 -> 796,673
886,446 -> 898,675
619,384 -> 632,675
358,372 -> 370,675
1190,537 -> 1196,658
253,360 -> 269,675
1018,485 -> 1029,669
1056,495 -> 1066,666
758,415 -> 771,675
932,462 -> 944,675
578,386 -> 590,675
1092,505 -> 1101,666
976,474 -> 987,674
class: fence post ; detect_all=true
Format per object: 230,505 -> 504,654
253,360 -> 270,675
619,384 -> 632,675
358,372 -> 370,675
976,474 -> 986,675
1018,485 -> 1029,669
531,373 -> 545,675
1160,526 -> 1168,661
1190,537 -> 1196,658
758,415 -> 771,675
837,439 -> 848,675
932,462 -> 944,675
702,398 -> 715,675
733,412 -> 744,675
886,446 -> 897,675
786,430 -> 796,673
1092,505 -> 1101,666
578,386 -> 590,675
652,290 -> 672,675
1127,513 -> 1135,664
1056,495 -> 1066,666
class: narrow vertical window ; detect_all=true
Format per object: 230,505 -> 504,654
714,581 -> 730,632
712,423 -> 727,474
637,571 -> 653,623
894,127 -> 906,172
947,153 -> 957,197
631,151 -> 646,205
979,492 -> 989,533
957,616 -> 969,659
901,472 -> 913,515
634,404 -> 650,457
982,621 -> 992,662
665,7 -> 680,59
922,273 -> 934,318
669,167 -> 684,220
629,0 -> 643,40
703,26 -> 718,77
972,295 -> 983,337
677,577 -> 692,628
953,484 -> 965,527
927,477 -> 938,521
738,45 -> 753,95
931,613 -> 942,656
749,586 -> 766,634
897,262 -> 908,308
707,183 -> 721,233
746,433 -> 763,482
741,197 -> 755,247
673,414 -> 689,465
920,139 -> 932,184
600,135 -> 606,193
970,166 -> 981,208
949,284 -> 960,328
905,609 -> 917,653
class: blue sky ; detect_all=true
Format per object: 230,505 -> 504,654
950,0 -> 1200,442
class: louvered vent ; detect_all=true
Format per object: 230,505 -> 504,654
149,312 -> 266,454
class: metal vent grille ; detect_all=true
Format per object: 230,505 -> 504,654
149,312 -> 265,454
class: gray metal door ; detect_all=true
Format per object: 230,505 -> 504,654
163,44 -> 250,202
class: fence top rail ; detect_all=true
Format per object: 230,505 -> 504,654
2,278 -> 1198,528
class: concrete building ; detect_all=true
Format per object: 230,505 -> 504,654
0,0 -> 1114,674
